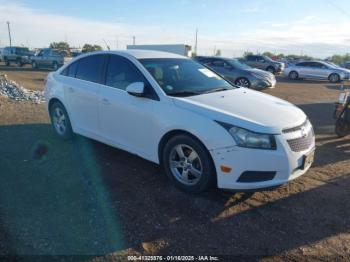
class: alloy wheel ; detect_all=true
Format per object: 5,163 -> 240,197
52,107 -> 67,135
236,78 -> 250,87
169,144 -> 203,186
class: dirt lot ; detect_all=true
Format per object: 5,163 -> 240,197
0,64 -> 349,260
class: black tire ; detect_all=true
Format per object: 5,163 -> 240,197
32,61 -> 38,69
162,134 -> 216,193
52,62 -> 58,71
266,66 -> 276,74
289,71 -> 299,80
4,59 -> 10,66
335,119 -> 349,138
49,101 -> 74,140
235,77 -> 251,88
329,73 -> 340,83
16,58 -> 23,67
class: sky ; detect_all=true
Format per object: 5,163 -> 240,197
0,0 -> 349,58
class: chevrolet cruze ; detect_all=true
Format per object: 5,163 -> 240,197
45,50 -> 315,193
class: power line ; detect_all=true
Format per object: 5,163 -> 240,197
6,21 -> 12,46
327,0 -> 350,19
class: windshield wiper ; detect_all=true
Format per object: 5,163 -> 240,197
167,91 -> 200,97
202,87 -> 231,94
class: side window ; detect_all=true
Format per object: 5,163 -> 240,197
246,56 -> 255,61
61,61 -> 79,77
211,59 -> 225,67
75,55 -> 106,84
297,62 -> 309,67
105,55 -> 147,91
43,49 -> 50,57
257,56 -> 265,62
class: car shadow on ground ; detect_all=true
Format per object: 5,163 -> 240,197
276,76 -> 334,85
0,123 -> 349,257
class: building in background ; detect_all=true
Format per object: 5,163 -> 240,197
127,44 -> 192,57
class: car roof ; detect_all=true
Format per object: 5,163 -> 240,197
81,50 -> 189,60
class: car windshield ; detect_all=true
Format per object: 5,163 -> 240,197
324,62 -> 338,68
139,58 -> 234,97
227,59 -> 251,70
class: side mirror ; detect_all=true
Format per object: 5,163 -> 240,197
126,82 -> 145,97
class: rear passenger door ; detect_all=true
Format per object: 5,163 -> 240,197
63,54 -> 107,137
98,54 -> 157,158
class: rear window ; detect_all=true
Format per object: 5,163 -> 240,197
75,55 -> 106,84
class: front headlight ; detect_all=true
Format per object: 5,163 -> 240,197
217,122 -> 277,150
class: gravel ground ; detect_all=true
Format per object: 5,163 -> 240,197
0,64 -> 349,261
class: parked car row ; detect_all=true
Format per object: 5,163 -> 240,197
0,46 -> 64,70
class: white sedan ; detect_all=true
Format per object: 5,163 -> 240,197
44,50 -> 315,193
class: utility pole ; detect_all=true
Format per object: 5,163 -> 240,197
194,28 -> 198,55
133,36 -> 136,45
6,21 -> 12,46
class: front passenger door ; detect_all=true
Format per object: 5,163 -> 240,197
98,55 -> 157,158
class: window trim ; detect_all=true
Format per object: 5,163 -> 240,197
74,54 -> 108,84
102,54 -> 160,101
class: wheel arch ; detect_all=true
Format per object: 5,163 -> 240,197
157,129 -> 217,186
158,129 -> 211,166
328,72 -> 340,82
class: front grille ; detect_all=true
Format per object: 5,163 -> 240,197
287,130 -> 314,152
283,120 -> 308,134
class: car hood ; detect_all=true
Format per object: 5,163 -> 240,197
245,68 -> 274,79
172,88 -> 306,134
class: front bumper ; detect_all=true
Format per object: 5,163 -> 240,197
252,78 -> 276,89
210,129 -> 315,191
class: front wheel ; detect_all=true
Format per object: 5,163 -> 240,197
49,102 -> 74,140
235,78 -> 250,88
16,59 -> 23,67
329,73 -> 340,83
162,135 -> 216,193
335,119 -> 349,138
289,71 -> 299,80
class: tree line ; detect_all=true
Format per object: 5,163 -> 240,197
49,42 -> 102,55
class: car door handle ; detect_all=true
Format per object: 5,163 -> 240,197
102,98 -> 110,105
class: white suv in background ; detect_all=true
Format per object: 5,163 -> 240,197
44,50 -> 315,193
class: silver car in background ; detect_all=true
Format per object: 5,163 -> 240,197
194,56 -> 276,90
284,61 -> 350,83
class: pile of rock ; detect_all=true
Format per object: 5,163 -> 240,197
0,74 -> 45,104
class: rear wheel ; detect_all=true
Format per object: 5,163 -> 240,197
49,101 -> 73,140
329,73 -> 340,83
289,71 -> 299,80
162,134 -> 216,193
235,78 -> 250,88
52,62 -> 58,71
